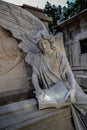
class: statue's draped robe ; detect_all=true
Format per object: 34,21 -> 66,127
32,49 -> 87,130
33,50 -> 71,89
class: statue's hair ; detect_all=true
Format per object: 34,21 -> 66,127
34,30 -> 56,50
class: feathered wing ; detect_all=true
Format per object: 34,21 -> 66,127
0,0 -> 47,65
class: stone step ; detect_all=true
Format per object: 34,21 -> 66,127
0,99 -> 74,130
0,98 -> 36,116
0,107 -> 57,129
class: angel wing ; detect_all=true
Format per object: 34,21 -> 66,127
0,1 -> 67,66
0,0 -> 47,65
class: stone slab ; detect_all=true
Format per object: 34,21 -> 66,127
0,99 -> 74,130
0,99 -> 36,116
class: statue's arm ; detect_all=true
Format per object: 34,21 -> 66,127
32,72 -> 42,95
65,71 -> 76,102
59,51 -> 76,102
66,71 -> 75,90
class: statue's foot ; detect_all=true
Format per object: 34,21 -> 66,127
36,90 -> 57,110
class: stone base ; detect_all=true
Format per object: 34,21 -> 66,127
0,99 -> 74,130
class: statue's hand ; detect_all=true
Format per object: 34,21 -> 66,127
70,88 -> 76,103
65,88 -> 76,103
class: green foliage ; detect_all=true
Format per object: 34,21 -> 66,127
44,2 -> 62,34
44,0 -> 87,34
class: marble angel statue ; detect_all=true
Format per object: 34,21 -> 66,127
0,1 -> 87,130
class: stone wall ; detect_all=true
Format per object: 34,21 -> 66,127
0,27 -> 34,104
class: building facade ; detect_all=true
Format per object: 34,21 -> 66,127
57,9 -> 87,89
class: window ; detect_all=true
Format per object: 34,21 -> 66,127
80,39 -> 87,54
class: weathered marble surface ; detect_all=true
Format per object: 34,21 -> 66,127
0,99 -> 74,130
0,1 -> 87,130
0,1 -> 65,97
0,1 -> 46,41
0,27 -> 31,92
0,0 -> 46,95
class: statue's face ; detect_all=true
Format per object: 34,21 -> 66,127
38,39 -> 51,54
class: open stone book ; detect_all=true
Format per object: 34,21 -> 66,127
37,81 -> 70,110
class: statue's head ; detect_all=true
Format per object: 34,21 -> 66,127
34,30 -> 56,53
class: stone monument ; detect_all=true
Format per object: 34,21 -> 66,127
0,1 -> 87,130
0,0 -> 45,103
